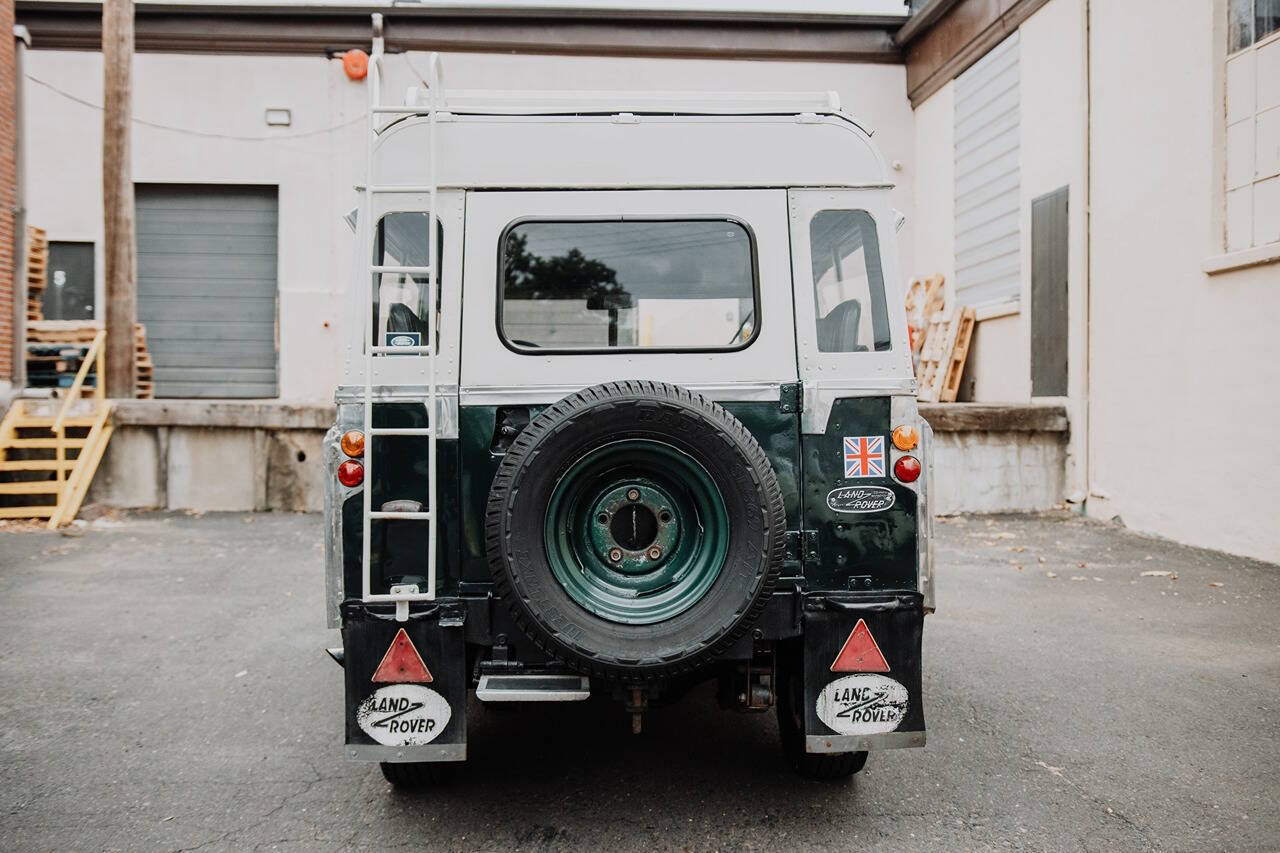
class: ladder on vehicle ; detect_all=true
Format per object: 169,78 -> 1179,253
360,14 -> 440,613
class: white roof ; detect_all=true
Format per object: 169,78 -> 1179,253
110,0 -> 908,15
419,88 -> 843,116
372,111 -> 891,190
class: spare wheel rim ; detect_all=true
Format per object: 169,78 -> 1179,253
543,439 -> 729,625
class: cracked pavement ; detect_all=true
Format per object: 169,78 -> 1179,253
1,511 -> 1277,851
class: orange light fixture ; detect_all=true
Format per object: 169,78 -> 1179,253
892,424 -> 919,451
340,430 -> 365,458
342,49 -> 369,81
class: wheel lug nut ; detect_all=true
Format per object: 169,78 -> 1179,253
626,488 -> 640,502
646,546 -> 662,560
609,547 -> 623,562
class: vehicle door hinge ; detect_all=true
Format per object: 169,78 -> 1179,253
784,530 -> 819,563
778,382 -> 802,414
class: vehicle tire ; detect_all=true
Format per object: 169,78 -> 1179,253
379,761 -> 453,787
485,380 -> 786,682
777,643 -> 868,780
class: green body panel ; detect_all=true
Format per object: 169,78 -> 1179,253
342,402 -> 462,598
346,396 -> 915,601
800,397 -> 917,591
457,400 -> 805,586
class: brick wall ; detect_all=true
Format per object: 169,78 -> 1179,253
0,4 -> 16,383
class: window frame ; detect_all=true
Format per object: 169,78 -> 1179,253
368,211 -> 444,355
807,208 -> 894,354
1220,1 -> 1280,260
493,214 -> 763,356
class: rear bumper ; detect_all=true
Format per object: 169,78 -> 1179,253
337,588 -> 926,762
806,731 -> 926,752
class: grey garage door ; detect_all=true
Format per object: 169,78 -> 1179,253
136,184 -> 278,397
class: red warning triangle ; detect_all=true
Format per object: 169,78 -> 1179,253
371,628 -> 434,683
830,618 -> 890,673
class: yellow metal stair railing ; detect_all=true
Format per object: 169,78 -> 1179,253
0,330 -> 114,525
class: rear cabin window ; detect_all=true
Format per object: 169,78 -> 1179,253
499,219 -> 757,351
372,212 -> 442,352
809,210 -> 892,353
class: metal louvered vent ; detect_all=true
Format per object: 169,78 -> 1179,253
954,32 -> 1021,309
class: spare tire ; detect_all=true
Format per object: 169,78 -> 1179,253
485,380 -> 786,682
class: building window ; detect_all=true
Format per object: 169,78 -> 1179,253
43,242 -> 95,321
953,32 -> 1021,308
498,219 -> 758,352
1226,1 -> 1280,251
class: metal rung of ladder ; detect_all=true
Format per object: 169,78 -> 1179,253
371,264 -> 433,276
360,13 -> 442,608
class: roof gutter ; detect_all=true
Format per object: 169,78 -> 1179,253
893,0 -> 962,45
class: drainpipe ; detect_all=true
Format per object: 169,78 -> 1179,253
1079,0 -> 1092,513
12,25 -> 29,391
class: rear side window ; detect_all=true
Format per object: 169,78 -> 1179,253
499,219 -> 758,352
372,212 -> 441,353
809,210 -> 891,353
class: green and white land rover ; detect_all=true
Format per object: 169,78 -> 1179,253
325,29 -> 934,787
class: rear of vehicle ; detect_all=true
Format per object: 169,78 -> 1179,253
324,61 -> 934,784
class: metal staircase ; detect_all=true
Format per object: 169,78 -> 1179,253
0,329 -> 113,527
360,14 -> 440,614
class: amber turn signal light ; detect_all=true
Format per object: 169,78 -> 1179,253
337,460 -> 364,487
340,430 -> 365,458
892,425 -> 919,451
894,455 -> 921,483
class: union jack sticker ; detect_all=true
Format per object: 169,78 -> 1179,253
843,436 -> 885,479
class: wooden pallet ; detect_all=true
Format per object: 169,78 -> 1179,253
27,321 -> 101,344
26,226 -> 48,324
916,306 -> 976,403
135,324 -> 154,399
904,274 -> 946,356
25,321 -> 156,398
937,307 -> 975,403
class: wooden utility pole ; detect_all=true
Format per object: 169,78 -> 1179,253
102,0 -> 136,398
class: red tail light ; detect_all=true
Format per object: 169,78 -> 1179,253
337,460 -> 364,487
894,456 -> 921,483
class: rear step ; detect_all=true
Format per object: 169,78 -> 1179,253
476,674 -> 591,702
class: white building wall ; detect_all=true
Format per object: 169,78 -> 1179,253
909,0 -> 1087,492
910,80 -> 954,289
1017,0 -> 1088,499
24,49 -> 915,404
1087,0 -> 1280,562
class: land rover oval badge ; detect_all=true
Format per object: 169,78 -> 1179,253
816,674 -> 908,736
356,684 -> 451,746
826,485 -> 895,514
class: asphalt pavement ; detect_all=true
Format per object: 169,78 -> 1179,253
0,510 -> 1276,852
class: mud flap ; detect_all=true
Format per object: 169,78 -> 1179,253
802,592 -> 925,753
342,603 -> 467,763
